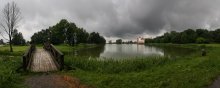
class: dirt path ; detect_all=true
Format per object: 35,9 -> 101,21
25,74 -> 91,88
209,77 -> 220,88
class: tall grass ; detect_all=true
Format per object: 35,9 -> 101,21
65,56 -> 178,73
0,45 -> 27,88
0,56 -> 25,88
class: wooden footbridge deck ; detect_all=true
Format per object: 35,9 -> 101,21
22,44 -> 64,72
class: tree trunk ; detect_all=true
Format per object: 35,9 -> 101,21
9,36 -> 13,52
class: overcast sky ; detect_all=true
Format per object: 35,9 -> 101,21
1,0 -> 220,41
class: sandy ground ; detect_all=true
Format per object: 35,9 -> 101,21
25,74 -> 91,88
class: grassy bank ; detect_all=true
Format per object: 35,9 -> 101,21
0,45 -> 28,88
0,45 -> 28,56
59,44 -> 220,88
0,56 -> 26,88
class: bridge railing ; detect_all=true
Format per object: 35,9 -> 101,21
23,44 -> 36,71
44,44 -> 64,70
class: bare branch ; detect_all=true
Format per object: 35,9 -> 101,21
0,32 -> 9,41
0,23 -> 9,35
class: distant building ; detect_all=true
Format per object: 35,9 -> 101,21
137,37 -> 145,44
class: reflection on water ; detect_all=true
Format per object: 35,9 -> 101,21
100,44 -> 164,58
74,46 -> 105,57
72,44 -> 195,59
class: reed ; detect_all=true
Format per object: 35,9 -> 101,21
65,56 -> 175,73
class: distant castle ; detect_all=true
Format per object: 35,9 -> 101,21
137,37 -> 145,44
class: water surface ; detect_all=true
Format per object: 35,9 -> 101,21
71,44 -> 195,59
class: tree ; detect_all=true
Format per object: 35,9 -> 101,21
116,39 -> 122,44
87,32 -> 106,44
196,29 -> 210,43
211,29 -> 220,43
196,37 -> 208,44
31,29 -> 50,44
0,2 -> 21,52
170,31 -> 181,43
182,29 -> 197,43
31,19 -> 106,45
11,29 -> 25,45
163,32 -> 171,43
51,19 -> 69,44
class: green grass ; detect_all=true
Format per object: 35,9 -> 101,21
0,45 -> 28,88
0,55 -> 26,88
1,44 -> 220,88
0,45 -> 28,56
59,44 -> 220,88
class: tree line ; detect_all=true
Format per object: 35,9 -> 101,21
145,29 -> 220,44
31,19 -> 106,45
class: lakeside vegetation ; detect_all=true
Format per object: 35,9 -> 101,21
55,44 -> 219,88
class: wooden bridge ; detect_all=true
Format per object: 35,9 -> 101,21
22,44 -> 64,72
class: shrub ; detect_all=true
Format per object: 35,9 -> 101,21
196,37 -> 208,44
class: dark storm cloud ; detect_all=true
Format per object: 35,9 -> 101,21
1,0 -> 220,40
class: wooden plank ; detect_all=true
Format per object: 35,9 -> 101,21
30,49 -> 58,72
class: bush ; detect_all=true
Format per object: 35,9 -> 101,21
196,37 -> 208,44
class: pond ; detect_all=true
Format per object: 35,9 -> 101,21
68,44 -> 196,59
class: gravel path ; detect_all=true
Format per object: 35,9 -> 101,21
25,74 -> 91,88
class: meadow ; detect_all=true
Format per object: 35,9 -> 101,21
0,44 -> 219,88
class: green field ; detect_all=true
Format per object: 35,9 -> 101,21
0,44 -> 220,88
0,45 -> 28,88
